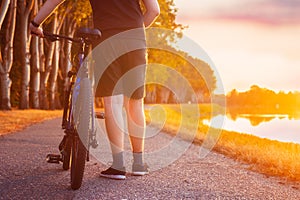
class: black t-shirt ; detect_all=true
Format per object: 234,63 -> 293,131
89,0 -> 144,31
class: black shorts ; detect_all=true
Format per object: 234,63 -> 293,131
92,29 -> 147,99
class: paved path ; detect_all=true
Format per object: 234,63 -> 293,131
0,118 -> 300,199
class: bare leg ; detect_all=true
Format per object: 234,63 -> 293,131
124,96 -> 145,153
124,96 -> 149,176
103,95 -> 125,156
100,95 -> 126,178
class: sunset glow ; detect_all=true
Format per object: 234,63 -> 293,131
174,0 -> 300,93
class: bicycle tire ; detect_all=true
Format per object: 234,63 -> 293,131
62,136 -> 72,170
61,79 -> 74,170
70,135 -> 87,190
70,78 -> 92,190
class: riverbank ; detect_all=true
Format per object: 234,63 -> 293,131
145,104 -> 300,182
0,109 -> 62,135
1,106 -> 299,182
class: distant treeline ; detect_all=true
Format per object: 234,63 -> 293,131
226,85 -> 300,115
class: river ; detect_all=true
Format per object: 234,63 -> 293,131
203,114 -> 300,144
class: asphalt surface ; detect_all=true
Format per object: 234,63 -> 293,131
0,118 -> 300,200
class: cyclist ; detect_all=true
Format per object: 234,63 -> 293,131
30,0 -> 160,180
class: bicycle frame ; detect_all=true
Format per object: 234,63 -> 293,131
70,38 -> 98,158
44,28 -> 101,190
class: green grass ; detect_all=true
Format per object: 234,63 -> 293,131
145,104 -> 300,181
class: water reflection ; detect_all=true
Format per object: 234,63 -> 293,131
228,114 -> 290,126
203,113 -> 300,144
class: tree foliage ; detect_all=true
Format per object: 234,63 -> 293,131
0,0 -> 218,109
227,85 -> 300,115
145,0 -> 216,103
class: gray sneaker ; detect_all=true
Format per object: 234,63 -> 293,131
132,163 -> 149,176
100,167 -> 126,180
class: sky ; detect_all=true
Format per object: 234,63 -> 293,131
173,0 -> 300,94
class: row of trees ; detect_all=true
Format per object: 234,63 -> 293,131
0,0 -> 217,110
227,85 -> 300,114
1,0 -> 94,110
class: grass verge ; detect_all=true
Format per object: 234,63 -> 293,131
145,104 -> 300,181
0,109 -> 62,135
2,105 -> 299,181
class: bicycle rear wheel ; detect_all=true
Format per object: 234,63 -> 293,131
70,78 -> 92,190
62,135 -> 72,170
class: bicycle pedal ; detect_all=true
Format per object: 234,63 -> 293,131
46,154 -> 61,164
96,112 -> 105,119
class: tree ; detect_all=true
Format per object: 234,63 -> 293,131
0,0 -> 16,110
145,0 -> 186,103
0,0 -> 10,29
39,18 -> 56,109
148,0 -> 184,44
2,0 -> 217,108
38,0 -> 91,109
146,47 -> 216,103
30,0 -> 40,108
18,0 -> 34,109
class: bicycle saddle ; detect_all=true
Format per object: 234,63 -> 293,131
75,27 -> 101,41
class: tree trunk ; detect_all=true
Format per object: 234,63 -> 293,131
48,10 -> 73,109
19,25 -> 31,109
0,0 -> 16,110
30,0 -> 40,108
39,19 -> 57,109
159,86 -> 171,104
49,41 -> 59,109
18,0 -> 34,109
145,85 -> 157,103
62,19 -> 76,92
38,36 -> 46,108
0,0 -> 10,29
31,35 -> 40,108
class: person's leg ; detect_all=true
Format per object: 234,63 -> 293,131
124,96 -> 145,153
100,95 -> 126,180
103,95 -> 125,154
124,96 -> 149,175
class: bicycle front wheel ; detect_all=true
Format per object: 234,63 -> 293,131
70,135 -> 87,190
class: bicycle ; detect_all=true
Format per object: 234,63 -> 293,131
44,27 -> 102,190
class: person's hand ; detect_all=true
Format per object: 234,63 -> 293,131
29,21 -> 44,37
